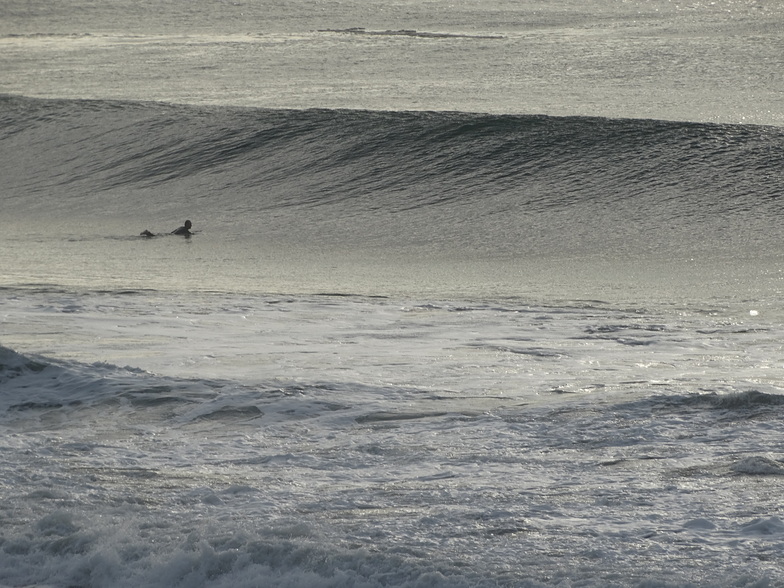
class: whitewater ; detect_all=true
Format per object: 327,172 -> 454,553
3,1 -> 784,587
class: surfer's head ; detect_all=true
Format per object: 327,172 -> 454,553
184,220 -> 192,230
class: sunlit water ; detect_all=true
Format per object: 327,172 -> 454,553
3,1 -> 784,586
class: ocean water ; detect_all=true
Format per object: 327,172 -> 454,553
3,1 -> 784,587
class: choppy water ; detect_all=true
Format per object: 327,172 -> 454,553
4,289 -> 784,587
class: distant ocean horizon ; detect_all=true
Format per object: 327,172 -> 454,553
3,0 -> 783,125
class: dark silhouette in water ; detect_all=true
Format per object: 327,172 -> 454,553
171,220 -> 193,236
140,220 -> 193,238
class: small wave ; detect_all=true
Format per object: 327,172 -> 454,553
318,28 -> 504,40
611,390 -> 784,423
652,390 -> 784,412
0,345 -> 217,426
470,343 -> 565,358
191,404 -> 264,422
739,517 -> 784,536
707,390 -> 784,410
356,410 -> 448,424
0,32 -> 96,39
0,345 -> 49,379
731,456 -> 784,476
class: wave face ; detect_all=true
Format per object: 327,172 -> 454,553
3,95 -> 784,260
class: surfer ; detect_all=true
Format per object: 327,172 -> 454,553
171,220 -> 193,236
139,220 -> 193,237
